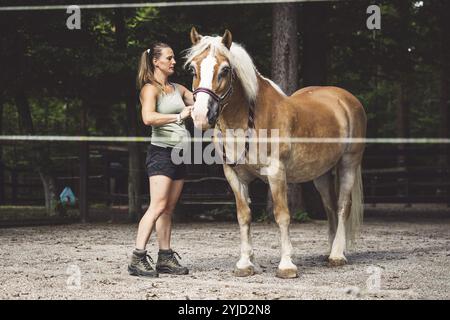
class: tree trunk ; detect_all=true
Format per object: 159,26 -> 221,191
438,2 -> 450,201
396,83 -> 409,168
439,71 -> 449,161
299,2 -> 330,219
438,1 -> 449,164
114,8 -> 142,221
268,3 -> 303,218
0,99 -> 4,204
394,1 -> 413,203
438,69 -> 449,202
271,3 -> 299,95
15,92 -> 59,216
39,172 -> 59,215
127,96 -> 142,222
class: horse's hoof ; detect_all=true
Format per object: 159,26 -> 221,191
276,268 -> 298,279
327,257 -> 347,267
234,266 -> 255,277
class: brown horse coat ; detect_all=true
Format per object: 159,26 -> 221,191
187,28 -> 366,278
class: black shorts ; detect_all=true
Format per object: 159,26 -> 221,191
145,144 -> 187,180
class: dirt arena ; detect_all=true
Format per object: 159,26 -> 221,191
0,210 -> 449,300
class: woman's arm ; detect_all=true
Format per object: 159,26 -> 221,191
176,84 -> 195,106
140,85 -> 181,126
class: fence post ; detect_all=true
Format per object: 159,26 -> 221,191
0,160 -> 4,205
11,168 -> 18,205
79,142 -> 89,222
79,103 -> 89,222
104,150 -> 111,207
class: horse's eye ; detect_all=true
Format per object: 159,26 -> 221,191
188,66 -> 196,77
219,67 -> 230,82
221,67 -> 230,76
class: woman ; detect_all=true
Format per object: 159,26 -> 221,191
128,42 -> 194,278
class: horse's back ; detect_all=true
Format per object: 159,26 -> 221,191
291,86 -> 323,97
269,86 -> 366,182
292,86 -> 361,106
289,86 -> 366,138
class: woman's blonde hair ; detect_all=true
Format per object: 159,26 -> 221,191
137,42 -> 171,92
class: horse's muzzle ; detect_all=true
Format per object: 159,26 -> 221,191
191,114 -> 211,130
191,100 -> 219,130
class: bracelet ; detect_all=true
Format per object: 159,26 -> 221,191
176,114 -> 182,124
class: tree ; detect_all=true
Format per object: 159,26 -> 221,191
0,99 -> 4,204
113,8 -> 142,221
393,1 -> 414,168
269,3 -> 304,217
10,18 -> 60,216
437,1 -> 450,167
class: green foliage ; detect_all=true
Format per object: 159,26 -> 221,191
1,1 -> 446,140
0,1 -> 448,207
203,204 -> 235,217
254,209 -> 311,223
0,205 -> 78,220
255,209 -> 271,223
292,210 -> 311,223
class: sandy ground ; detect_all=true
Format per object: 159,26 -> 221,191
0,217 -> 449,300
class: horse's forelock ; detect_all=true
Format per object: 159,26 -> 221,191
183,36 -> 226,66
184,35 -> 258,103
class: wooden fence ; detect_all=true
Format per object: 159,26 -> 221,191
0,144 -> 448,208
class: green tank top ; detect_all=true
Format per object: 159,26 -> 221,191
150,83 -> 189,148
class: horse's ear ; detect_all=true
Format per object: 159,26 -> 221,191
222,29 -> 232,49
190,27 -> 202,45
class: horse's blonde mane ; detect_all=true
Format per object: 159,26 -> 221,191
183,36 -> 258,103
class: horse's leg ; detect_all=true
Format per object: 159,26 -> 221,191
223,165 -> 258,277
267,165 -> 298,279
313,170 -> 338,253
328,154 -> 359,266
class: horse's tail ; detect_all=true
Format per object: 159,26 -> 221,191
345,164 -> 364,249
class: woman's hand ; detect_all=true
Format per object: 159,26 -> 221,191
180,106 -> 194,120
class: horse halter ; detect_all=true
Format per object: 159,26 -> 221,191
192,68 -> 255,167
192,68 -> 235,113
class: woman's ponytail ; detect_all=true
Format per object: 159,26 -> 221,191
136,42 -> 170,93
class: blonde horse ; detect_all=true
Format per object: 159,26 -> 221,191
185,28 -> 366,278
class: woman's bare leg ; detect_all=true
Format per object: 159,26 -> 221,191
135,175 -> 172,250
156,179 -> 184,250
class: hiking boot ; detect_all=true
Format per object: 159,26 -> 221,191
156,249 -> 189,275
128,249 -> 159,278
